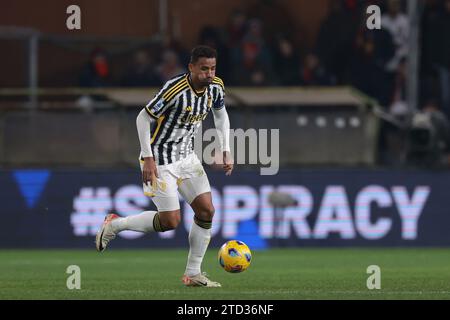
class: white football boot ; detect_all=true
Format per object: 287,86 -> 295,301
182,272 -> 222,287
95,213 -> 119,252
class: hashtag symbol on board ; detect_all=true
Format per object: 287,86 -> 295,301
70,187 -> 113,236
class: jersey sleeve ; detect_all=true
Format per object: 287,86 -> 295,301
212,77 -> 226,111
145,76 -> 185,119
144,88 -> 172,119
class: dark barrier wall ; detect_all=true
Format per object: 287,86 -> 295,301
1,168 -> 449,248
0,107 -> 378,167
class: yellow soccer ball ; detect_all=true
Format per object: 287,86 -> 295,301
218,240 -> 252,273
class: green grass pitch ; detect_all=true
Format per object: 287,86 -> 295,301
1,248 -> 449,299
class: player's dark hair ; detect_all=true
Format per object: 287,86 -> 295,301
190,45 -> 217,64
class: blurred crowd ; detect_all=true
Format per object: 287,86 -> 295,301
78,0 -> 450,168
79,0 -> 449,113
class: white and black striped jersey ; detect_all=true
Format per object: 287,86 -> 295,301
142,73 -> 226,165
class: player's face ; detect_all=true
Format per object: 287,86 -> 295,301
190,57 -> 216,87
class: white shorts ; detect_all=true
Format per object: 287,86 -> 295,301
140,153 -> 211,211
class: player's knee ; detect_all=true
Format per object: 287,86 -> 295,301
159,212 -> 181,231
200,205 -> 215,221
207,205 -> 215,219
165,216 -> 180,230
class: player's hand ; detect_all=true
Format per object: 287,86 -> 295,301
142,157 -> 158,187
223,151 -> 234,176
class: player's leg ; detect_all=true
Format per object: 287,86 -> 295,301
111,208 -> 181,233
178,175 -> 221,287
186,191 -> 215,274
95,208 -> 180,252
96,165 -> 180,252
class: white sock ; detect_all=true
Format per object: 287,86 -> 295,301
185,221 -> 211,277
111,211 -> 157,233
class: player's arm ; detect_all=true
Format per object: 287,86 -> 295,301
136,108 -> 158,186
211,87 -> 233,175
137,79 -> 178,185
212,107 -> 230,153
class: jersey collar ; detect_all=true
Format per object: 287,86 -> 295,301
187,73 -> 207,97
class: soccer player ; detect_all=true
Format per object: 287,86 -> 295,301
96,45 -> 232,287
